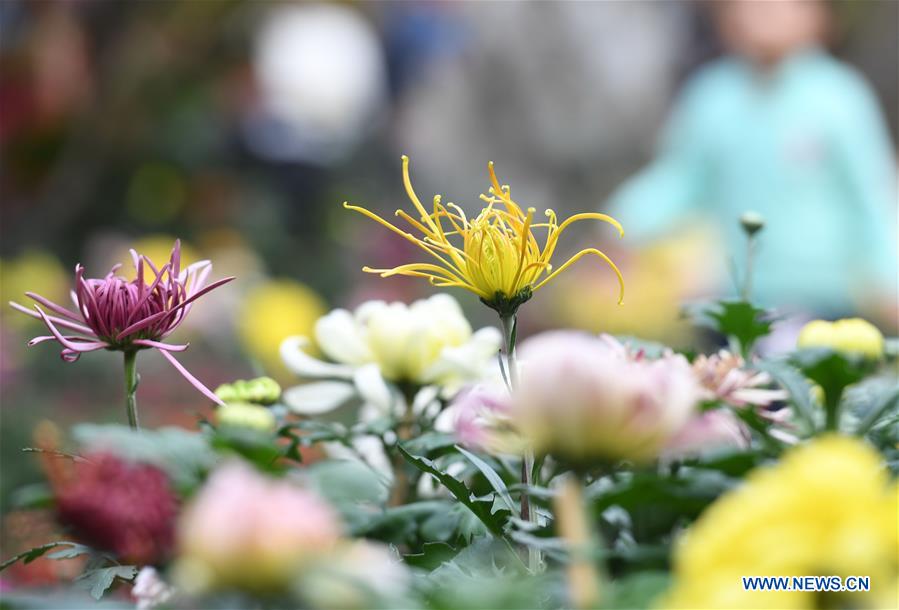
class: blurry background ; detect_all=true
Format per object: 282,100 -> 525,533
1,0 -> 896,547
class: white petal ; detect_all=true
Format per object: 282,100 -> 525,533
353,364 -> 396,414
421,326 -> 502,384
280,336 -> 355,379
412,385 -> 440,416
314,309 -> 373,365
282,381 -> 356,414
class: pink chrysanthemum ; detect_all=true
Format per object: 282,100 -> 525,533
9,240 -> 233,404
691,350 -> 787,408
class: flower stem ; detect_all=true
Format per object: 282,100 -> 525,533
500,313 -> 540,572
555,476 -> 601,609
124,350 -> 140,431
741,234 -> 755,302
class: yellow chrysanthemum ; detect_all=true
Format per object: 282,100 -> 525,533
661,435 -> 899,609
344,156 -> 624,315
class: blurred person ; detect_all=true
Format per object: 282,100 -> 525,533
607,0 -> 897,325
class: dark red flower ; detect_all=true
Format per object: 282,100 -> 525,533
55,453 -> 178,566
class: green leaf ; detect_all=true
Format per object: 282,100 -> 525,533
403,433 -> 458,458
791,348 -> 868,430
680,448 -> 767,477
755,359 -> 817,432
590,470 -> 736,542
71,424 -> 217,491
397,445 -> 510,538
456,446 -> 518,516
856,386 -> 899,435
74,565 -> 137,600
45,545 -> 93,560
404,542 -> 458,570
304,459 -> 389,506
0,542 -> 90,572
693,300 -> 773,355
603,571 -> 671,609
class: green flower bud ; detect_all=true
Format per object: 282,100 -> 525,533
216,402 -> 276,433
739,211 -> 765,237
214,377 -> 281,405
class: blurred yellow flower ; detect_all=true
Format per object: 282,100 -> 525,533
797,318 -> 885,360
551,225 -> 718,343
239,279 -> 326,376
662,435 -> 898,609
0,250 -> 67,329
345,156 -> 624,315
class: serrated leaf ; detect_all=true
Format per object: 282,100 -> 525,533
457,446 -> 518,516
694,300 -> 773,355
75,565 -> 137,600
397,445 -> 510,538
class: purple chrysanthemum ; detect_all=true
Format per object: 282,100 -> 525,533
10,240 -> 233,405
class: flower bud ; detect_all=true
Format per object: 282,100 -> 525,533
214,376 -> 281,405
797,318 -> 884,360
739,211 -> 765,236
215,402 -> 277,433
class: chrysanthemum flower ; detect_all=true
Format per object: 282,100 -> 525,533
691,350 -> 787,408
52,452 -> 178,566
344,156 -> 624,315
662,435 -> 898,609
514,332 -> 699,463
9,240 -> 233,405
175,461 -> 342,592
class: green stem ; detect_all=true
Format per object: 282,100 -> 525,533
824,389 -> 843,432
124,351 -> 140,430
741,234 -> 755,302
500,313 -> 540,573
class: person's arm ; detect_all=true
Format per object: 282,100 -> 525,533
606,71 -> 713,241
829,69 -> 898,317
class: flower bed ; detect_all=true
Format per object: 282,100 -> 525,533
2,159 -> 896,610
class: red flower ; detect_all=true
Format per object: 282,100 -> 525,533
55,453 -> 178,566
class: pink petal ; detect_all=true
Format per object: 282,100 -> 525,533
10,301 -> 94,335
115,309 -> 170,342
23,292 -> 82,321
33,306 -> 109,352
157,349 -> 225,405
125,262 -> 171,326
133,339 -> 189,352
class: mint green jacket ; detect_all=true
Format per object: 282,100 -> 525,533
608,48 -> 897,311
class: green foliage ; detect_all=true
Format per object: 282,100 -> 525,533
71,424 -> 217,493
74,565 -> 137,600
689,299 -> 773,356
0,542 -> 90,572
398,445 -> 512,539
